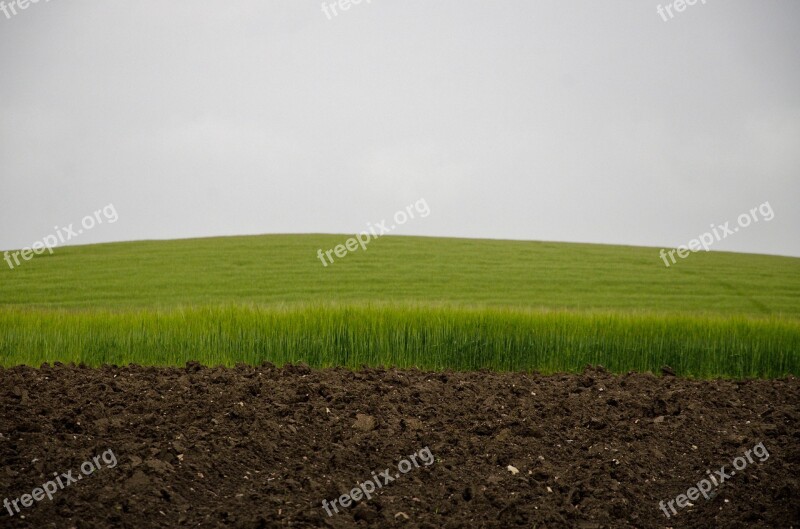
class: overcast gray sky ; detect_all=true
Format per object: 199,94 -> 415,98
1,1 -> 798,256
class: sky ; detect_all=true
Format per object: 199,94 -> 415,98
1,0 -> 798,257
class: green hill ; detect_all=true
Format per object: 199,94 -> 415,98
1,234 -> 798,376
2,234 -> 799,315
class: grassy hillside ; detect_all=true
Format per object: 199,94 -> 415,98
1,234 -> 799,315
1,234 -> 799,377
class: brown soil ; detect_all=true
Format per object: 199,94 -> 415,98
0,363 -> 797,529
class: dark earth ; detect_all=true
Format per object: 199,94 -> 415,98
0,363 -> 797,528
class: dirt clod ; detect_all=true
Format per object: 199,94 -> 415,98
353,413 -> 376,432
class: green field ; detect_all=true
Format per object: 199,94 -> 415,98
1,234 -> 799,377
